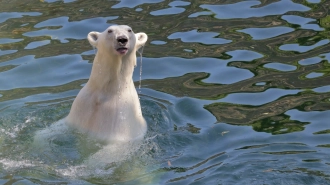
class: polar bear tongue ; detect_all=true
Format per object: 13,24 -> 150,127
116,48 -> 128,55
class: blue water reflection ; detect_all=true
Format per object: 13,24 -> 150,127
0,49 -> 17,56
238,27 -> 294,40
298,57 -> 322,65
280,39 -> 329,53
136,57 -> 254,84
226,50 -> 263,61
24,16 -> 118,43
0,55 -> 90,90
313,85 -> 330,93
321,53 -> 330,63
24,40 -> 51,49
168,30 -> 231,45
217,88 -> 302,106
150,40 -> 167,45
197,1 -> 309,19
264,62 -> 297,71
282,15 -> 324,31
150,1 -> 190,15
305,72 -> 324,79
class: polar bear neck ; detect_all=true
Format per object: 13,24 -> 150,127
88,48 -> 137,90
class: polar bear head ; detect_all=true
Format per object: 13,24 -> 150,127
87,25 -> 147,56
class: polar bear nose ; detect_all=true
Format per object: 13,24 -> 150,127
117,36 -> 128,46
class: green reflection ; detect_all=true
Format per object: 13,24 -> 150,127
313,129 -> 330,134
252,115 -> 307,135
320,15 -> 330,29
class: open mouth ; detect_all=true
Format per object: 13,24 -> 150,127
116,47 -> 128,54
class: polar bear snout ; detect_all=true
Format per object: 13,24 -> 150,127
116,35 -> 129,55
117,36 -> 128,46
115,34 -> 130,55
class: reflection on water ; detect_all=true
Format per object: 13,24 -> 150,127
0,0 -> 329,184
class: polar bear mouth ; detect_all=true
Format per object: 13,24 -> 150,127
116,47 -> 128,54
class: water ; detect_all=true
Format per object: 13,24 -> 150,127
0,0 -> 330,184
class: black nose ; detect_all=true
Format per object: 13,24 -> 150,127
117,36 -> 128,45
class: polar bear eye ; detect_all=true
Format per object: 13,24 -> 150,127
128,29 -> 132,32
108,29 -> 113,33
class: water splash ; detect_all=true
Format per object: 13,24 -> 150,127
93,46 -> 97,55
137,45 -> 145,91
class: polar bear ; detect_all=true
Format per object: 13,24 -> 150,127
66,25 -> 148,142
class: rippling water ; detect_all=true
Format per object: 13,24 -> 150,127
0,0 -> 330,184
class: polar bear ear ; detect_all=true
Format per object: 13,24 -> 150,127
135,32 -> 148,49
87,31 -> 101,47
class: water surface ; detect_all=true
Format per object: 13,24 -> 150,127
0,0 -> 330,184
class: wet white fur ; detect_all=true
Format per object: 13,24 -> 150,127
66,25 -> 148,142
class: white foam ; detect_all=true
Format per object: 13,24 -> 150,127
0,116 -> 32,138
33,118 -> 70,148
0,159 -> 36,170
31,119 -> 148,177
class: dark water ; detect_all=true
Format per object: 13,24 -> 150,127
0,0 -> 330,184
